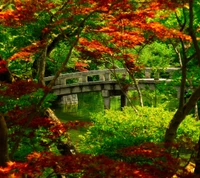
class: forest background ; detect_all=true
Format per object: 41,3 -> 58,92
0,0 -> 200,177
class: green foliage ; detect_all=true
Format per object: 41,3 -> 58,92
78,92 -> 104,116
79,106 -> 169,156
8,60 -> 33,78
137,41 -> 176,68
128,83 -> 178,109
0,0 -> 199,176
0,88 -> 56,113
79,106 -> 199,159
187,63 -> 200,87
47,42 -> 76,76
10,127 -> 60,161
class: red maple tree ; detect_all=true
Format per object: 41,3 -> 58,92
0,0 -> 194,177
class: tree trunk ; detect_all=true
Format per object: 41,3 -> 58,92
0,114 -> 9,167
45,108 -> 77,155
164,86 -> 200,150
178,64 -> 187,110
164,109 -> 186,151
164,58 -> 187,150
35,45 -> 77,154
111,69 -> 138,113
131,75 -> 144,107
38,46 -> 47,86
45,108 -> 76,178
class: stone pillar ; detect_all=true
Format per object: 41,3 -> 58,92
99,74 -> 105,81
103,97 -> 110,110
102,90 -> 111,109
121,93 -> 127,110
154,71 -> 160,80
144,71 -> 151,78
105,72 -> 111,81
55,78 -> 62,85
145,68 -> 151,78
60,94 -> 78,105
82,75 -> 88,83
79,74 -> 88,83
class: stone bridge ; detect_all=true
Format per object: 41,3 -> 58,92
44,68 -> 180,109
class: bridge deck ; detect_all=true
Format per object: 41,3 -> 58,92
44,68 -> 180,96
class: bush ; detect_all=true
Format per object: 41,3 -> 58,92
79,106 -> 200,159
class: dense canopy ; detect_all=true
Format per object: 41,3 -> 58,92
0,0 -> 200,177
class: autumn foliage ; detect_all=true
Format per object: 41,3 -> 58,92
0,143 -> 194,178
0,60 -> 8,74
0,0 -> 195,177
0,75 -> 194,177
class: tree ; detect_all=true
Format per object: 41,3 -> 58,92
164,0 -> 200,144
0,114 -> 9,167
0,0 -> 194,177
162,0 -> 200,174
76,0 -> 189,108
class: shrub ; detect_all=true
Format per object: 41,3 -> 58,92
79,106 -> 200,159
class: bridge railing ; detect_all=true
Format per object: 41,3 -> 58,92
44,68 -> 180,86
